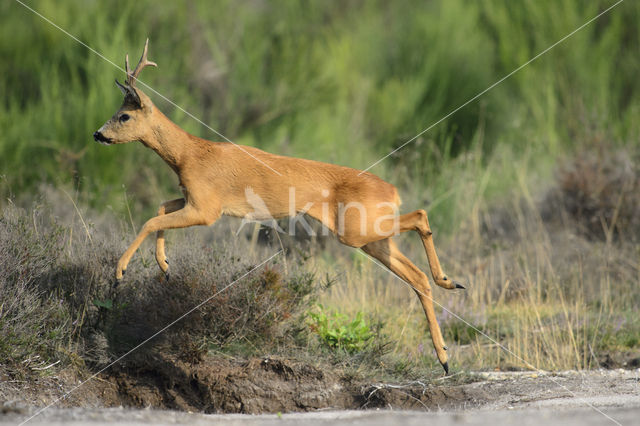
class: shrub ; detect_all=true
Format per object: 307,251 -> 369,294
0,196 -> 321,374
553,144 -> 640,241
308,305 -> 375,354
103,261 -> 318,363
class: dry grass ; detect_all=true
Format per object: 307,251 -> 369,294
0,205 -> 72,374
1,144 -> 638,384
0,187 -> 324,381
315,144 -> 640,372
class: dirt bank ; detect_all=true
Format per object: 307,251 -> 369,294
97,355 -> 483,413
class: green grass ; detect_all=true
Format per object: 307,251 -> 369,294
3,1 -> 640,227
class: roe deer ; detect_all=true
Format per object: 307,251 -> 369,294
94,39 -> 464,374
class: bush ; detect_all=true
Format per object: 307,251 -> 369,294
0,196 -> 321,375
553,144 -> 640,241
102,261 -> 318,363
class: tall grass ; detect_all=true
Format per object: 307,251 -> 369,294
2,1 -> 639,226
317,142 -> 640,372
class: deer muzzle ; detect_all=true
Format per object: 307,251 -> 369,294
93,131 -> 112,145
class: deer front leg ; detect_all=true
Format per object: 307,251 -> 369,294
115,205 -> 214,284
155,198 -> 186,278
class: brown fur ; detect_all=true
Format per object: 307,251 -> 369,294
95,41 -> 462,372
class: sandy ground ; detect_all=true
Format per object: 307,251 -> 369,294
3,407 -> 640,426
2,369 -> 639,426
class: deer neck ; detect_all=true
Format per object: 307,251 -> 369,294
140,110 -> 192,174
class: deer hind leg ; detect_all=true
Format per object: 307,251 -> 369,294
116,204 -> 214,283
361,237 -> 449,373
155,198 -> 186,277
397,210 -> 464,290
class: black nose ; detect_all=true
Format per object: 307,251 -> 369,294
93,131 -> 108,143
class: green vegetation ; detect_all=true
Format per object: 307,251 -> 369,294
2,1 -> 640,227
308,305 -> 377,354
1,0 -> 638,385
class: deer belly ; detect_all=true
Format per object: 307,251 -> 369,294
222,201 -> 289,220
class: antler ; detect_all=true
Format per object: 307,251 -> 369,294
125,38 -> 157,87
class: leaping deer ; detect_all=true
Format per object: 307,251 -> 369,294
94,39 -> 464,374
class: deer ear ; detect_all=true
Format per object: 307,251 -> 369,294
115,79 -> 142,108
126,86 -> 143,108
115,79 -> 128,95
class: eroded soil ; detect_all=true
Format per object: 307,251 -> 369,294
87,354 -> 484,413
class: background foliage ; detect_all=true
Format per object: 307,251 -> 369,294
2,0 -> 639,230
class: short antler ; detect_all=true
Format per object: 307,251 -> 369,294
125,38 -> 157,87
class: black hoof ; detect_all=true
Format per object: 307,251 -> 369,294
442,361 -> 449,375
455,282 -> 466,290
164,272 -> 170,283
113,279 -> 121,289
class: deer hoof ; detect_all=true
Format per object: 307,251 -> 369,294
442,361 -> 449,375
113,279 -> 121,289
115,268 -> 125,286
164,272 -> 170,283
455,281 -> 466,290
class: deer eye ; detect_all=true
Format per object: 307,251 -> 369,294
119,114 -> 131,123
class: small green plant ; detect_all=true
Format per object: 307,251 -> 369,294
92,299 -> 113,310
308,305 -> 374,354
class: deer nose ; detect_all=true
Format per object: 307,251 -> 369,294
93,131 -> 109,143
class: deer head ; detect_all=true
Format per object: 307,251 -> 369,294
93,39 -> 158,145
